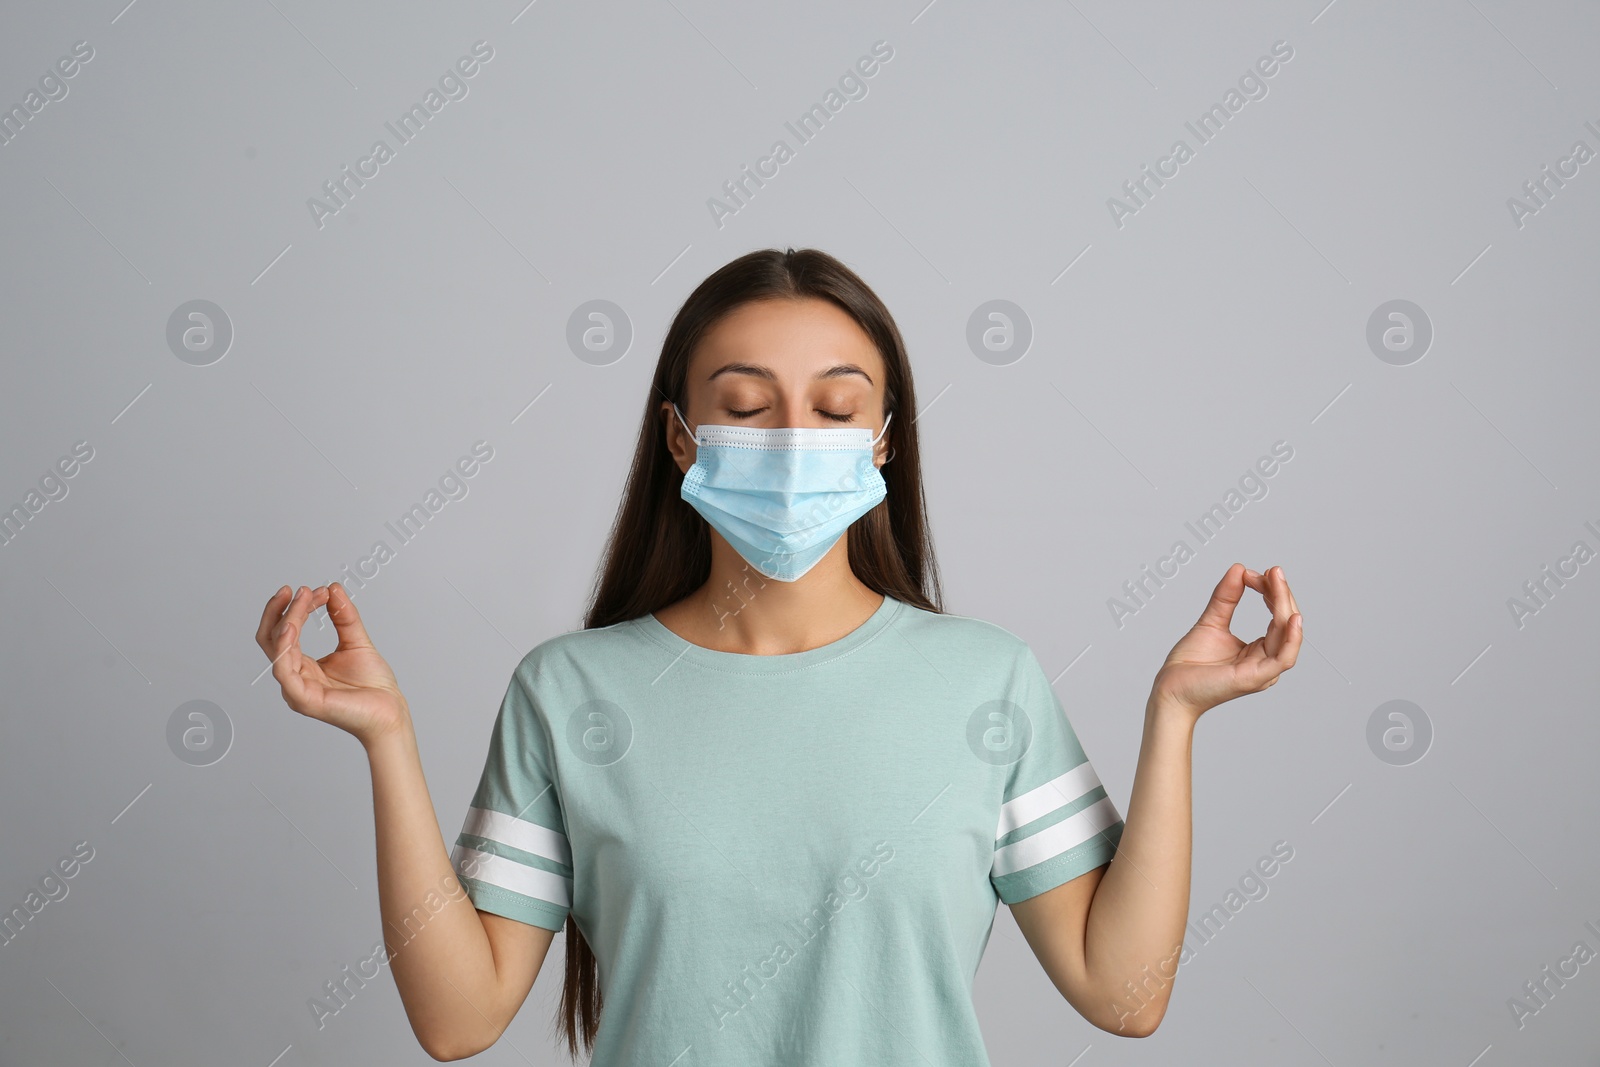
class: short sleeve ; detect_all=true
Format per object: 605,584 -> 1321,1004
450,661 -> 573,931
989,643 -> 1124,904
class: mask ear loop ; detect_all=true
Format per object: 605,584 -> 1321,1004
872,411 -> 895,464
671,402 -> 697,443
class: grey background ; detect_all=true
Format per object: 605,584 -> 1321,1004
2,0 -> 1596,1064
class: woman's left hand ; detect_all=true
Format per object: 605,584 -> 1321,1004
1151,563 -> 1302,721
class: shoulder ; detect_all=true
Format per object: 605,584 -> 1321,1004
891,599 -> 1035,667
507,615 -> 644,689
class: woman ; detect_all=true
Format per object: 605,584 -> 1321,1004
256,248 -> 1301,1064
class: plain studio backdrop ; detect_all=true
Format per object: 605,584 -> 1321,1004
2,1 -> 1597,1064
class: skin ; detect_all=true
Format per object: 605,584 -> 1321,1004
256,583 -> 550,1061
654,296 -> 895,651
256,295 -> 1301,1057
1006,561 -> 1300,1036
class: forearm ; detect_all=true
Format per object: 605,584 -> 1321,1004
364,715 -> 511,1058
1080,690 -> 1196,1033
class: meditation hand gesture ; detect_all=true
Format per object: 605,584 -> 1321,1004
1152,563 -> 1303,720
255,582 -> 410,746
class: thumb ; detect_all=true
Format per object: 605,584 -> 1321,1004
327,582 -> 375,651
1195,563 -> 1248,631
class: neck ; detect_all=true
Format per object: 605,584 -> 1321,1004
682,539 -> 884,655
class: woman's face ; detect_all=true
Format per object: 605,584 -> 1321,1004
663,297 -> 893,473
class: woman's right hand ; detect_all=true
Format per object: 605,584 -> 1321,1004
256,582 -> 411,746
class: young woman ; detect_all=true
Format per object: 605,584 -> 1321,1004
256,248 -> 1301,1064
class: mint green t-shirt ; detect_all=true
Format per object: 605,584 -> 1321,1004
451,593 -> 1125,1066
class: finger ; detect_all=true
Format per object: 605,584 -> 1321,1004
269,587 -> 310,698
256,585 -> 293,655
1261,567 -> 1297,658
1276,570 -> 1302,653
1271,566 -> 1295,619
1256,607 -> 1303,674
1274,611 -> 1303,670
272,585 -> 322,669
274,585 -> 317,642
1240,568 -> 1267,597
271,629 -> 310,708
326,582 -> 375,651
1258,568 -> 1284,657
1276,566 -> 1300,619
1196,563 -> 1250,632
309,585 -> 331,631
1238,617 -> 1299,690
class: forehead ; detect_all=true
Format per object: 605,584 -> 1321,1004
688,298 -> 884,386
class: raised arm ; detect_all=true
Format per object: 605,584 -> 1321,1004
1009,564 -> 1301,1036
257,582 -> 554,1060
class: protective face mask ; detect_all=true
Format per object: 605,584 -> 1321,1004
672,402 -> 893,582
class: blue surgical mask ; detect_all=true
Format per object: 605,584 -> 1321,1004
672,402 -> 893,582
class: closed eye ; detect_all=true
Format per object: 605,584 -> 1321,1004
727,407 -> 856,423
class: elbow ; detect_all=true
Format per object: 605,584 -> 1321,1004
422,1040 -> 483,1062
419,1038 -> 468,1062
417,1027 -> 493,1062
1114,1008 -> 1166,1038
1094,991 -> 1170,1038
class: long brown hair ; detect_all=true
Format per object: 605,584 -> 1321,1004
559,246 -> 945,1056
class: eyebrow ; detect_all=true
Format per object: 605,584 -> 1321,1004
705,362 -> 875,386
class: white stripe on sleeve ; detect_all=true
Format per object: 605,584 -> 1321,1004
991,795 -> 1122,878
995,760 -> 1105,840
460,805 -> 572,867
451,843 -> 572,909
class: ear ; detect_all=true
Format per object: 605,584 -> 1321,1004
662,401 -> 695,474
872,414 -> 893,469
